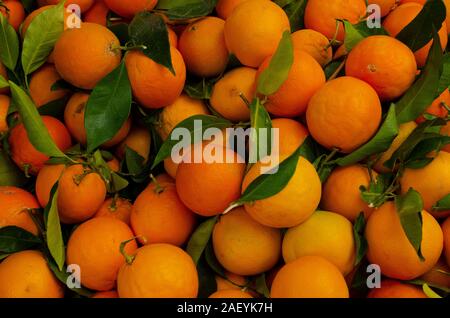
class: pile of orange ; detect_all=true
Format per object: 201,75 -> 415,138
0,0 -> 449,300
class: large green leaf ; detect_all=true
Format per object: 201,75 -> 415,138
249,98 -> 272,162
0,14 -> 19,71
21,1 -> 65,76
44,185 -> 65,271
0,150 -> 27,187
0,75 -> 8,88
274,0 -> 307,31
186,216 -> 218,265
0,226 -> 42,253
85,61 -> 132,152
438,53 -> 450,94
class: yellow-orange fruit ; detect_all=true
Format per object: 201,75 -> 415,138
291,29 -> 333,67
271,118 -> 309,156
94,197 -> 132,226
35,164 -> 65,208
367,280 -> 427,298
116,126 -> 152,163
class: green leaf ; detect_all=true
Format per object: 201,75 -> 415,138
85,61 -> 132,152
396,0 -> 446,52
186,216 -> 218,265
156,0 -> 217,21
275,0 -> 307,31
0,226 -> 42,253
0,75 -> 8,88
433,193 -> 450,212
184,77 -> 213,100
152,115 -> 232,169
353,213 -> 368,266
335,104 -> 399,166
0,14 -> 19,70
324,60 -> 345,80
38,96 -> 70,119
395,188 -> 425,261
91,149 -> 128,193
129,12 -> 174,74
437,53 -> 450,94
0,150 -> 27,187
9,81 -> 66,158
257,31 -> 294,96
408,278 -> 450,293
343,20 -> 388,52
21,0 -> 36,13
124,146 -> 145,176
255,274 -> 270,298
396,31 -> 443,124
359,173 -> 392,208
297,136 -> 320,164
423,283 -> 442,298
237,144 -> 302,204
313,154 -> 336,183
21,1 -> 65,76
204,241 -> 226,278
196,256 -> 217,298
108,22 -> 130,44
44,186 -> 65,271
249,98 -> 272,162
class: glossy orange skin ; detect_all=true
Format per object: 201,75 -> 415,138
103,0 -> 157,19
271,118 -> 309,156
0,0 -> 25,32
35,164 -> 65,208
368,280 -> 427,298
84,0 -> 108,26
94,197 -> 132,226
29,64 -> 69,107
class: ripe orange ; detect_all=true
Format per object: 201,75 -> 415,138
322,165 -> 376,222
366,201 -> 443,280
53,22 -> 122,89
175,144 -> 246,216
84,0 -> 108,26
0,186 -> 39,235
106,155 -> 120,172
64,92 -> 131,148
0,0 -> 25,32
45,0 -> 94,12
125,48 -> 186,109
209,290 -> 253,298
35,164 -> 65,208
179,17 -> 229,77
446,0 -> 450,35
57,164 -> 107,224
215,271 -> 248,291
242,156 -> 322,228
103,0 -> 157,19
29,64 -> 69,108
0,62 -> 9,94
368,0 -> 399,17
291,29 -> 333,67
0,250 -> 64,298
257,49 -> 326,117
345,35 -> 417,101
216,0 -> 269,20
116,126 -> 152,163
212,207 -> 281,276
270,255 -> 349,298
306,76 -> 382,153
164,157 -> 179,179
367,280 -> 427,298
224,0 -> 290,67
416,89 -> 450,124
420,258 -> 450,288
8,116 -> 72,175
383,3 -> 448,67
91,290 -> 119,298
0,94 -> 10,133
210,67 -> 255,122
271,118 -> 308,156
131,181 -> 196,246
304,0 -> 367,42
117,243 -> 199,298
21,5 -> 53,38
94,197 -> 132,226
443,217 -> 450,267
66,217 -> 137,291
167,26 -> 178,48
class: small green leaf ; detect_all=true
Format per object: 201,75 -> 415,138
85,61 -> 132,152
9,81 -> 66,158
343,20 -> 388,52
313,153 -> 336,183
433,193 -> 450,212
22,1 -> 65,76
0,75 -> 9,88
255,274 -> 270,298
124,146 -> 145,176
359,173 -> 392,208
257,31 -> 294,96
437,53 -> 450,94
44,186 -> 65,271
129,12 -> 174,74
0,14 -> 19,70
108,22 -> 130,44
275,0 -> 307,31
395,188 -> 424,261
423,283 -> 442,298
186,216 -> 218,265
184,77 -> 213,100
353,213 -> 368,266
336,104 -> 399,166
324,60 -> 345,80
91,149 -> 128,193
0,150 -> 27,187
38,96 -> 70,118
249,98 -> 272,162
156,0 -> 217,21
0,226 -> 42,253
204,241 -> 226,278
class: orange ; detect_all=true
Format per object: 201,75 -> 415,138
270,255 -> 349,298
66,217 -> 137,291
416,89 -> 450,124
216,0 -> 269,20
103,0 -> 157,19
0,61 -> 9,94
167,26 -> 178,48
400,151 -> 450,218
306,76 -> 382,153
304,0 -> 367,42
209,290 -> 253,298
215,271 -> 248,291
156,94 -> 210,140
83,0 -> 108,26
0,94 -> 10,133
210,67 -> 255,122
106,155 -> 120,172
57,164 -> 107,224
367,280 -> 427,298
29,64 -> 69,108
46,0 -> 94,12
164,157 -> 179,179
291,29 -> 333,67
125,48 -> 186,109
443,217 -> 450,267
64,92 -> 131,148
368,0 -> 399,17
179,17 -> 229,77
283,211 -> 356,275
95,197 -> 132,226
242,156 -> 322,228
35,164 -> 65,208
420,258 -> 450,288
383,3 -> 448,67
366,201 -> 443,280
446,0 -> 450,35
322,165 -> 377,222
21,5 -> 53,38
271,118 -> 308,156
53,22 -> 122,89
8,116 -> 72,175
0,250 -> 64,298
176,144 -> 245,216
257,49 -> 326,117
345,35 -> 417,101
0,0 -> 25,32
116,126 -> 151,163
212,207 -> 281,276
224,0 -> 290,67
117,243 -> 199,298
131,182 -> 196,246
0,186 -> 39,235
92,290 -> 119,298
